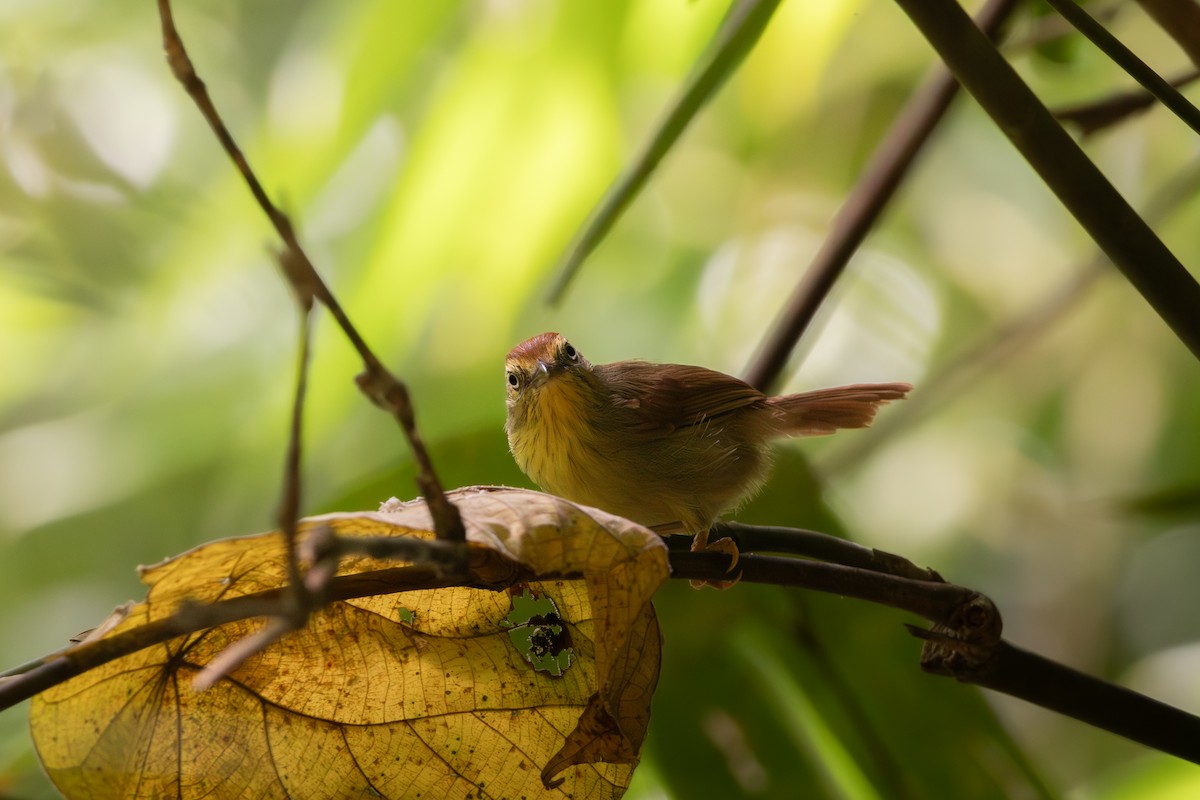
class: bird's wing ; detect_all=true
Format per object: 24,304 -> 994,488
592,361 -> 765,437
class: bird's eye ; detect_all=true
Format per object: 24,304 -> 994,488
563,343 -> 577,360
506,371 -> 520,389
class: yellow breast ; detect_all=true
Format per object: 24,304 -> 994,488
508,376 -> 599,501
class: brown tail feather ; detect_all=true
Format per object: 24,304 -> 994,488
765,382 -> 911,435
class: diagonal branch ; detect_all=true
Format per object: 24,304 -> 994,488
1045,0 -> 1200,136
545,0 -> 783,303
927,636 -> 1200,765
156,0 -> 464,542
891,0 -> 1200,362
742,0 -> 1019,391
822,156 -> 1200,474
276,248 -> 316,613
1055,68 -> 1200,136
1134,0 -> 1200,69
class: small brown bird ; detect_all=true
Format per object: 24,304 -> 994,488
504,332 -> 910,554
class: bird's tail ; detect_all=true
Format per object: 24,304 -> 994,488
766,383 -> 912,436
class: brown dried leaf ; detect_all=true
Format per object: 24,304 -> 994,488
30,487 -> 668,799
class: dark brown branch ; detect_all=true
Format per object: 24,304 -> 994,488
1045,0 -> 1200,137
1055,69 -> 1200,136
927,637 -> 1200,764
276,248 -> 315,613
156,0 -> 464,542
700,521 -> 942,581
6,527 -> 1200,764
742,0 -> 1019,391
0,563 -> 475,711
892,0 -> 1200,361
675,551 -> 1200,764
3,545 -> 960,711
1134,0 -> 1200,69
670,551 -> 975,623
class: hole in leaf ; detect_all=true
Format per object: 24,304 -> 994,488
397,606 -> 416,626
502,587 -> 574,677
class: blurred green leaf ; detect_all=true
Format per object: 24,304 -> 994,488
547,0 -> 782,301
6,1 -> 1200,796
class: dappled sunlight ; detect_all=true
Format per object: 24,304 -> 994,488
1124,640 -> 1200,717
61,55 -> 177,188
4,1 -> 1200,795
267,48 -> 344,145
832,422 -> 1007,555
737,0 -> 864,134
0,412 -> 142,536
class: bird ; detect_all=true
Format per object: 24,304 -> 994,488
504,331 -> 910,564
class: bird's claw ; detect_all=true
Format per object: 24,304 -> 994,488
688,533 -> 742,590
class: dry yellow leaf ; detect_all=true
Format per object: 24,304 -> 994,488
31,487 -> 668,799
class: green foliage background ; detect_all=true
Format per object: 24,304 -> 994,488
2,0 -> 1200,797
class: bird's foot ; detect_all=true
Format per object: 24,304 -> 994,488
688,529 -> 741,590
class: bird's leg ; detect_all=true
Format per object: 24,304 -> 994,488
689,526 -> 741,590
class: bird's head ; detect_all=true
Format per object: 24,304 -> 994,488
504,331 -> 597,432
505,331 -> 591,399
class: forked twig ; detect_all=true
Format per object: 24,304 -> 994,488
156,0 -> 464,543
6,522 -> 1200,763
184,251 -> 322,691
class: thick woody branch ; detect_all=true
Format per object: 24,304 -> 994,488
6,524 -> 1197,766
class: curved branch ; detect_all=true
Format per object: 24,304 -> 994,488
7,524 -> 1199,767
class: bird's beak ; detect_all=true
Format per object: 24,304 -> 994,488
532,359 -> 551,384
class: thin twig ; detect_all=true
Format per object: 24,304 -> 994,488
156,0 -> 464,542
277,247 -> 315,616
186,251 -> 322,690
1003,0 -> 1121,51
1056,68 -> 1200,136
192,617 -> 294,691
1045,0 -> 1200,137
742,0 -> 1019,391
